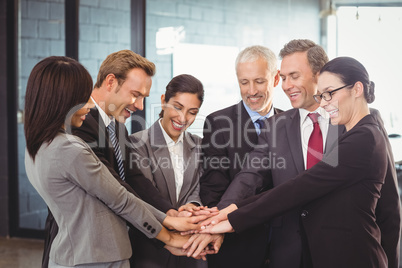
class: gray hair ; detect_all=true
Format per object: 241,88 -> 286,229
235,45 -> 277,74
279,39 -> 328,75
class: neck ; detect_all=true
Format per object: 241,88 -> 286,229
304,103 -> 320,112
91,90 -> 109,115
345,104 -> 370,131
257,103 -> 273,116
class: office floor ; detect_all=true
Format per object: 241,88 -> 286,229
0,236 -> 43,268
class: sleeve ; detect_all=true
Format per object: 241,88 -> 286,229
199,115 -> 234,207
217,128 -> 273,209
67,141 -> 166,239
186,181 -> 203,206
228,127 -> 379,233
371,108 -> 401,268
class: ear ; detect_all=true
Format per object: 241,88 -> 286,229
161,94 -> 166,107
104,74 -> 116,92
353,82 -> 364,98
273,70 -> 280,87
312,71 -> 319,84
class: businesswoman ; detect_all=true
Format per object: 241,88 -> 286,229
24,57 -> 205,268
129,74 -> 211,268
200,57 -> 390,268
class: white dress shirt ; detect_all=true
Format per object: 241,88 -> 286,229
159,120 -> 184,202
91,97 -> 114,127
299,107 -> 329,169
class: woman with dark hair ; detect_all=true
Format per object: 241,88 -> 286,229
129,74 -> 222,267
198,57 -> 391,268
24,57 -> 207,268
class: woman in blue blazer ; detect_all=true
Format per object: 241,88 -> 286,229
130,74 -> 214,268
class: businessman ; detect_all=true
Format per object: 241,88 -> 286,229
218,39 -> 401,268
43,50 -> 177,268
200,45 -> 282,268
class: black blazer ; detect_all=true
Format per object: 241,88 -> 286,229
229,115 -> 389,268
370,108 -> 401,268
200,101 -> 282,207
41,107 -> 173,268
200,101 -> 282,268
218,108 -> 343,268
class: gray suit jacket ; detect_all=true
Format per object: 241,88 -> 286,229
25,132 -> 166,267
129,121 -> 206,268
219,108 -> 342,267
129,121 -> 203,209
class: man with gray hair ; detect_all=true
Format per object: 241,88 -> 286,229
200,45 -> 283,267
218,39 -> 400,267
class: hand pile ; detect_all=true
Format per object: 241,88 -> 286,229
162,204 -> 239,260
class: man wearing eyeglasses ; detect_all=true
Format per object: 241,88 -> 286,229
218,39 -> 400,268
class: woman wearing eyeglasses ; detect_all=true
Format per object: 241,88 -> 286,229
198,57 -> 391,268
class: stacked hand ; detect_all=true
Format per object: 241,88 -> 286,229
198,204 -> 238,234
162,204 -> 238,260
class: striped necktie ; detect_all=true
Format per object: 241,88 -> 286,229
255,118 -> 265,135
107,121 -> 125,180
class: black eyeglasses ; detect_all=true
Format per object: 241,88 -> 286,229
313,84 -> 353,103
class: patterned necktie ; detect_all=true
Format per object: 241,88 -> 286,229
255,118 -> 265,135
307,113 -> 323,169
107,121 -> 125,180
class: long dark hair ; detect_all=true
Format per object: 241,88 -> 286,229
24,56 -> 93,159
159,74 -> 204,118
320,56 -> 375,103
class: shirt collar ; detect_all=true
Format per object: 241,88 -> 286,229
242,101 -> 274,123
158,119 -> 184,146
299,107 -> 328,123
91,96 -> 114,127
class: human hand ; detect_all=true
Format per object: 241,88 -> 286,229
164,244 -> 187,256
166,209 -> 179,217
198,204 -> 238,228
178,204 -> 219,216
199,220 -> 234,234
183,233 -> 224,259
163,214 -> 209,232
167,231 -> 191,248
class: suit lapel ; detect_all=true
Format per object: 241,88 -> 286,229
177,133 -> 197,204
150,122 -> 177,207
92,107 -> 117,167
286,109 -> 304,173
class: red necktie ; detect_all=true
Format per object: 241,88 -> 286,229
307,113 -> 323,169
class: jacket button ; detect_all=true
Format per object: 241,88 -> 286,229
143,222 -> 148,227
301,210 -> 309,218
151,228 -> 156,234
147,225 -> 152,230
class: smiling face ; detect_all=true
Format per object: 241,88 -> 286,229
107,68 -> 152,123
318,72 -> 356,128
237,58 -> 279,116
280,51 -> 319,111
160,92 -> 201,142
71,99 -> 95,127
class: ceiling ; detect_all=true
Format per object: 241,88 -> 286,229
320,0 -> 402,7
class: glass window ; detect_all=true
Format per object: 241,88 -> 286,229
79,0 -> 132,131
145,0 -> 321,136
18,0 -> 66,230
335,6 -> 402,163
